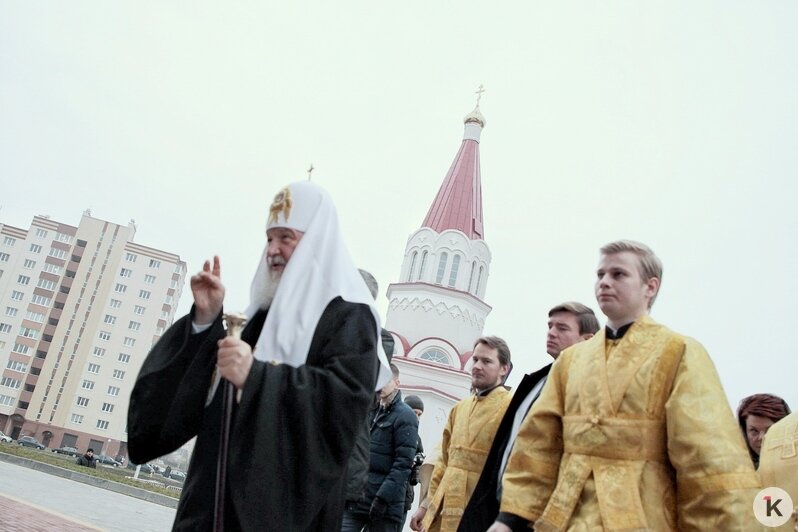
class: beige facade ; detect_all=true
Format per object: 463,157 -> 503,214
0,214 -> 185,457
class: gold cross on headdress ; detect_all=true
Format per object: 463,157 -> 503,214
475,84 -> 485,105
307,164 -> 314,181
268,187 -> 293,225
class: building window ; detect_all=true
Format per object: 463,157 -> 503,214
31,295 -> 51,306
101,402 -> 114,413
87,363 -> 100,374
435,252 -> 448,284
96,420 -> 109,430
144,274 -> 156,284
109,299 -> 122,308
125,253 -> 137,262
55,232 -> 73,244
23,259 -> 36,269
81,380 -> 95,390
149,259 -> 161,268
48,248 -> 67,259
120,268 -> 132,278
12,343 -> 30,355
0,394 -> 15,407
35,228 -> 48,238
468,261 -> 477,292
128,321 -> 140,331
10,291 -> 24,301
408,251 -> 418,281
138,290 -> 151,300
476,266 -> 484,295
123,337 -> 135,347
93,347 -> 106,358
118,353 -> 131,364
419,349 -> 452,365
76,396 -> 89,407
0,377 -> 21,389
3,237 -> 16,246
134,305 -> 145,315
20,327 -> 39,339
419,251 -> 429,279
70,414 -> 84,424
112,369 -> 125,380
43,263 -> 61,274
5,307 -> 17,317
6,360 -> 27,373
17,275 -> 30,285
98,331 -> 111,341
37,279 -> 57,290
107,386 -> 120,397
25,311 -> 44,323
114,284 -> 127,293
0,323 -> 11,333
0,252 -> 8,262
29,244 -> 42,253
103,315 -> 117,324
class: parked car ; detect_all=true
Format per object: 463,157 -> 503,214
126,461 -> 154,474
17,436 -> 45,450
0,430 -> 12,443
169,470 -> 187,482
95,454 -> 121,467
51,446 -> 80,457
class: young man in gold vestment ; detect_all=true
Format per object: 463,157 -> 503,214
409,336 -> 512,532
758,411 -> 798,531
489,240 -> 762,532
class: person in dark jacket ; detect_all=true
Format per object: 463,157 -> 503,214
342,363 -> 419,532
343,270 -> 396,504
76,448 -> 97,468
402,395 -> 425,528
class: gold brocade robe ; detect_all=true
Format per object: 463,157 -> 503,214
758,412 -> 798,531
500,317 -> 762,531
423,386 -> 511,532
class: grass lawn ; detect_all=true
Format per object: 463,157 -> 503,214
0,443 -> 181,499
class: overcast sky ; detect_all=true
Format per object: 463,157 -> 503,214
1,2 -> 796,410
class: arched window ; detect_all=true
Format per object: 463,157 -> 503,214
419,251 -> 429,281
467,261 -> 477,293
435,252 -> 448,284
448,255 -> 461,287
419,349 -> 451,366
476,266 -> 484,295
408,251 -> 418,281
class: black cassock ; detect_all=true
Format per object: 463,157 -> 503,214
127,297 -> 378,531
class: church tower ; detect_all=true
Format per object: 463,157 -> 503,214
385,96 -> 492,435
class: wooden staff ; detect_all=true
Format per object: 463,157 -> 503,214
214,312 -> 247,532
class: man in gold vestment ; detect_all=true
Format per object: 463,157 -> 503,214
410,336 -> 512,532
490,240 -> 762,532
759,411 -> 798,531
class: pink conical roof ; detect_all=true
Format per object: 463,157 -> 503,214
421,107 -> 485,239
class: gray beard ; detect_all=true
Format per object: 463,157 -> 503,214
254,272 -> 281,310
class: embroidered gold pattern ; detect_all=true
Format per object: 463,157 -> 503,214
268,187 -> 293,225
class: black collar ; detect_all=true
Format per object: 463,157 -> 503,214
475,384 -> 503,397
605,322 -> 633,340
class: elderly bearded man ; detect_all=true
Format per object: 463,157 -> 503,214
410,336 -> 512,532
128,181 -> 390,531
489,240 -> 762,532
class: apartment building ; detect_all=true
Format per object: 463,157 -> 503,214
0,213 -> 186,458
